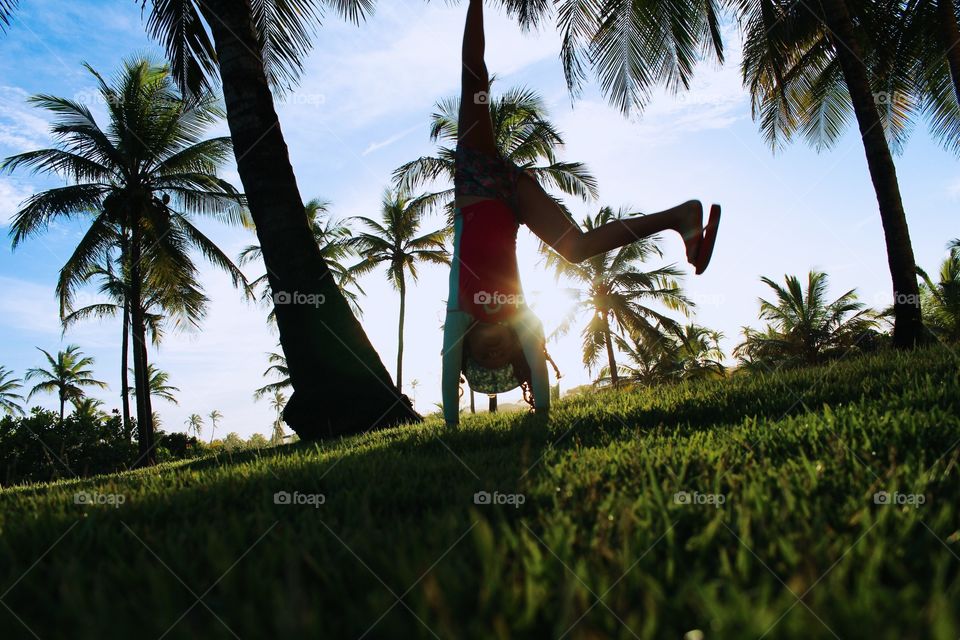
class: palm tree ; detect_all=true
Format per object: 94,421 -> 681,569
394,84 -> 598,219
738,0 -> 924,346
185,414 -> 204,439
254,350 -> 291,400
672,324 -> 727,381
2,58 -> 249,465
546,207 -> 691,386
24,346 -> 108,424
208,410 -> 223,443
0,366 -> 25,416
64,250 -> 204,443
71,397 -> 106,421
131,365 -> 180,405
143,0 -> 420,438
239,198 -> 364,318
270,391 -> 286,445
733,271 -> 879,368
350,190 -> 450,391
916,239 -> 960,342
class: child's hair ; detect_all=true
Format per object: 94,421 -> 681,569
462,323 -> 561,411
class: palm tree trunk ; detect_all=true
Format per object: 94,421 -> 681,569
819,0 -> 925,347
470,389 -> 476,414
120,230 -> 132,444
121,296 -> 132,444
603,313 -> 619,387
937,0 -> 960,106
199,0 -> 419,438
397,273 -> 406,392
129,225 -> 156,466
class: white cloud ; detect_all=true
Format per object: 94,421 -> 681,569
0,177 -> 32,226
0,85 -> 51,154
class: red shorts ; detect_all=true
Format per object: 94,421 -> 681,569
458,199 -> 524,323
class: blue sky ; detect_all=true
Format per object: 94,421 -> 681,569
0,0 -> 956,439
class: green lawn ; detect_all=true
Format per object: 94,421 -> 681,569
1,346 -> 958,639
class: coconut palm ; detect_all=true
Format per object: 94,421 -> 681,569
239,198 -> 364,318
142,0 -> 420,438
131,365 -> 180,405
394,84 -> 598,219
25,346 -> 108,424
0,366 -> 25,416
737,0 -> 924,346
734,271 -> 879,368
65,253 -> 202,443
185,414 -> 204,439
894,0 -> 960,154
71,397 -> 107,421
606,324 -> 724,385
0,1 -> 16,31
350,190 -> 450,391
208,410 -> 223,442
486,1 -> 726,115
917,238 -> 960,342
546,207 -> 691,386
2,58 -> 249,465
270,391 -> 286,445
254,350 -> 291,400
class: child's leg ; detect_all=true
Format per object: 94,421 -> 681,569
458,0 -> 497,155
515,172 -> 704,265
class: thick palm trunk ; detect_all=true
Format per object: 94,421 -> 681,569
129,229 -> 156,466
200,0 -> 418,438
470,389 -> 476,414
603,313 -> 619,387
820,0 -> 924,347
937,0 -> 960,106
397,274 -> 406,392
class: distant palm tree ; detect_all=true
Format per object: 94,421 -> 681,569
0,366 -> 25,416
131,365 -> 181,405
546,207 -> 691,386
606,324 -> 725,386
185,414 -> 204,439
270,391 -> 286,445
917,239 -> 960,343
208,410 -> 223,443
254,350 -> 291,400
350,190 -> 450,391
734,271 -> 878,369
239,198 -> 365,318
71,397 -> 106,421
65,250 -> 203,442
2,57 -> 248,465
25,346 -> 108,423
394,84 -> 597,220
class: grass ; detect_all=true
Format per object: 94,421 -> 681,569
1,345 -> 958,639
